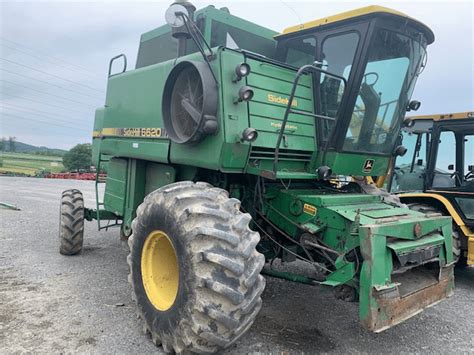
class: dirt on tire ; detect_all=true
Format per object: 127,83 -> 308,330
127,181 -> 266,353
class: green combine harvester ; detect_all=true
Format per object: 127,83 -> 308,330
59,2 -> 455,353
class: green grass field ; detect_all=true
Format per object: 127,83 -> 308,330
0,152 -> 64,176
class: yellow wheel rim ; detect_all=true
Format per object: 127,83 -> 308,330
141,230 -> 179,311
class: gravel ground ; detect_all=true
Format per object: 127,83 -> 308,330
1,176 -> 473,354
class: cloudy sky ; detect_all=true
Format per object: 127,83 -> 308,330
0,0 -> 472,150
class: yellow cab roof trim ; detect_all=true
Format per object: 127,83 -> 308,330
406,111 -> 474,122
276,5 -> 433,43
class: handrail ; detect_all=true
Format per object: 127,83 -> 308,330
108,54 -> 127,78
272,64 -> 347,178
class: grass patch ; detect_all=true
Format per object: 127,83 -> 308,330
0,152 -> 64,176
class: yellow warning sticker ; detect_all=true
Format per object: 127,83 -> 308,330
303,203 -> 317,216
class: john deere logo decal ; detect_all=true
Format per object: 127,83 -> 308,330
303,203 -> 317,216
363,159 -> 375,173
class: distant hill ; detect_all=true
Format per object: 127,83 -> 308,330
1,140 -> 66,156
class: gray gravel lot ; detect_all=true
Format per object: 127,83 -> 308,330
1,176 -> 473,353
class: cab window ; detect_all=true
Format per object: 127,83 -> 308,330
136,32 -> 178,68
343,29 -> 424,155
210,20 -> 276,58
283,35 -> 316,67
433,130 -> 456,188
136,19 -> 205,68
319,32 -> 359,141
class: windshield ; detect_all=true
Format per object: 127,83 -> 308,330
399,131 -> 427,167
343,28 -> 426,154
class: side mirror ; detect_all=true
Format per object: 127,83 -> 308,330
448,164 -> 454,170
165,3 -> 189,27
393,145 -> 407,157
468,165 -> 474,172
406,100 -> 421,112
417,159 -> 423,166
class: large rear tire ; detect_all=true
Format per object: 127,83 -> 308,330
408,203 -> 461,263
127,181 -> 266,353
59,189 -> 84,255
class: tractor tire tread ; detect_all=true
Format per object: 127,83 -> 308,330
128,181 -> 265,353
59,189 -> 84,255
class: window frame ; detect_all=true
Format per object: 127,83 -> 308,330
315,30 -> 362,146
275,21 -> 370,149
426,120 -> 474,190
331,18 -> 428,155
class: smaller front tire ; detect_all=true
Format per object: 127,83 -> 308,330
59,189 -> 84,255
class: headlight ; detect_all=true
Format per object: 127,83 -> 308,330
233,63 -> 250,82
241,128 -> 258,142
234,86 -> 254,104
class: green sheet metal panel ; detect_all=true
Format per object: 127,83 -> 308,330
248,101 -> 315,124
359,207 -> 410,219
104,158 -> 128,216
321,151 -> 390,176
284,191 -> 381,206
246,73 -> 313,98
99,138 -> 169,164
245,58 -> 312,86
250,87 -> 314,112
243,58 -> 316,175
219,49 -> 252,170
145,163 -> 176,195
387,233 -> 445,254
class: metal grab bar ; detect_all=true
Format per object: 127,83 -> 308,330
108,54 -> 127,77
272,64 -> 347,178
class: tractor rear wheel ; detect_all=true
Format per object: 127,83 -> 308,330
408,203 -> 461,263
127,181 -> 266,353
59,189 -> 84,255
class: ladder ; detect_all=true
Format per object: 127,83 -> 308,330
95,152 -> 121,231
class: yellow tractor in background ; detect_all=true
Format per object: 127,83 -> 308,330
384,112 -> 474,265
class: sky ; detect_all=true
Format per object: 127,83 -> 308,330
0,0 -> 473,150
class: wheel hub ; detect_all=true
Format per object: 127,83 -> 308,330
141,230 -> 179,311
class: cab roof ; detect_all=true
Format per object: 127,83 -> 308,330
276,5 -> 434,44
406,111 -> 474,121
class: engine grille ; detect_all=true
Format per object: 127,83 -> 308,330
249,146 -> 313,162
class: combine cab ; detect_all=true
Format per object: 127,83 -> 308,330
390,111 -> 474,265
58,3 -> 454,353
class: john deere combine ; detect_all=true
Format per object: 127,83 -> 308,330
389,112 -> 474,265
58,3 -> 455,353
